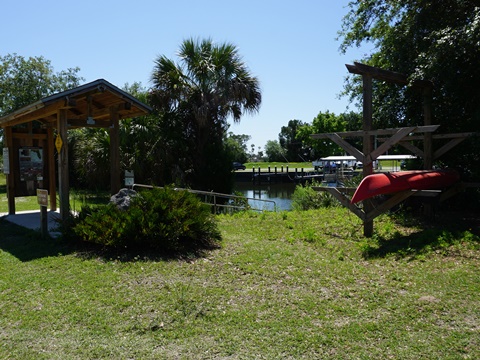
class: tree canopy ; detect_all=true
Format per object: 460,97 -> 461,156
0,53 -> 83,116
338,0 -> 480,176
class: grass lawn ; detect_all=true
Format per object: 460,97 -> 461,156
1,204 -> 479,359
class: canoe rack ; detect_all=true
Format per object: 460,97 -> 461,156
310,63 -> 476,237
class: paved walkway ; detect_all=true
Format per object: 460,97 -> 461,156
1,210 -> 62,238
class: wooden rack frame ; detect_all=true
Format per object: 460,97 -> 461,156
311,63 -> 474,237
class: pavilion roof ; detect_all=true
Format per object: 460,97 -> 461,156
0,79 -> 152,129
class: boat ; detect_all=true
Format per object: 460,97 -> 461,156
351,170 -> 460,204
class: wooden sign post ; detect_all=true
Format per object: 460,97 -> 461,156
37,189 -> 49,239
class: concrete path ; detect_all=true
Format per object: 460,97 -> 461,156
0,210 -> 62,238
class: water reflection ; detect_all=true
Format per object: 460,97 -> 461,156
233,182 -> 296,211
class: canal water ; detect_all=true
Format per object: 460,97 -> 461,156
233,182 -> 297,211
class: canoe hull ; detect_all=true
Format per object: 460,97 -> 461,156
351,170 -> 460,204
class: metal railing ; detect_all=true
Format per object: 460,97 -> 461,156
131,184 -> 277,213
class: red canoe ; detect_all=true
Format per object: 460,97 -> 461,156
351,170 -> 460,204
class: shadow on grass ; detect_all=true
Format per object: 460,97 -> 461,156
0,218 -> 218,263
0,219 -> 75,261
362,212 -> 480,260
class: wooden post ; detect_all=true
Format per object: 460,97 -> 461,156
109,106 -> 121,195
423,86 -> 433,170
5,126 -> 15,215
57,109 -> 70,224
362,74 -> 374,237
47,125 -> 56,211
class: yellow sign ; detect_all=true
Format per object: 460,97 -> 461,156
37,189 -> 48,207
55,134 -> 63,153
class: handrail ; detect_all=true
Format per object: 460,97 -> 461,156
131,184 -> 277,213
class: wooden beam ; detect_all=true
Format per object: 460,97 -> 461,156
364,190 -> 416,223
109,106 -> 121,195
57,109 -> 70,224
423,86 -> 433,169
323,133 -> 365,162
346,62 -> 433,88
67,119 -> 112,128
5,127 -> 15,215
310,125 -> 440,139
313,187 -> 365,221
363,73 -> 374,237
47,126 -> 56,211
433,138 -> 467,160
369,127 -> 417,163
398,141 -> 424,158
0,97 -> 76,128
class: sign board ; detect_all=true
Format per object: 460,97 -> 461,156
37,189 -> 48,207
19,147 -> 43,181
55,134 -> 63,153
3,148 -> 9,174
125,170 -> 134,186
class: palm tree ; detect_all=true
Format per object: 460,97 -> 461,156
149,38 -> 261,192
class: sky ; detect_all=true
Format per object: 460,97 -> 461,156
1,0 -> 372,151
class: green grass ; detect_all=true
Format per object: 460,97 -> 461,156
1,207 -> 479,359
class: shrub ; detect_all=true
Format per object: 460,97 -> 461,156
72,186 -> 221,253
291,182 -> 340,210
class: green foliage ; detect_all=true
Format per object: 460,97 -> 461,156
264,140 -> 286,162
72,187 -> 221,253
297,110 -> 351,158
278,119 -> 309,162
225,132 -> 250,164
0,53 -> 83,116
291,181 -> 340,210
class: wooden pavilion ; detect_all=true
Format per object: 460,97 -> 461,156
0,79 -> 151,223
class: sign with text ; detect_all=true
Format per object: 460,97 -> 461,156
125,170 -> 134,186
37,189 -> 48,207
2,148 -> 9,174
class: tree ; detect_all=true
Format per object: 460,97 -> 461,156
264,140 -> 286,162
149,38 -> 261,193
0,54 -> 83,116
0,53 -> 83,147
297,111 -> 348,158
225,132 -> 250,164
338,0 -> 480,176
278,119 -> 308,162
